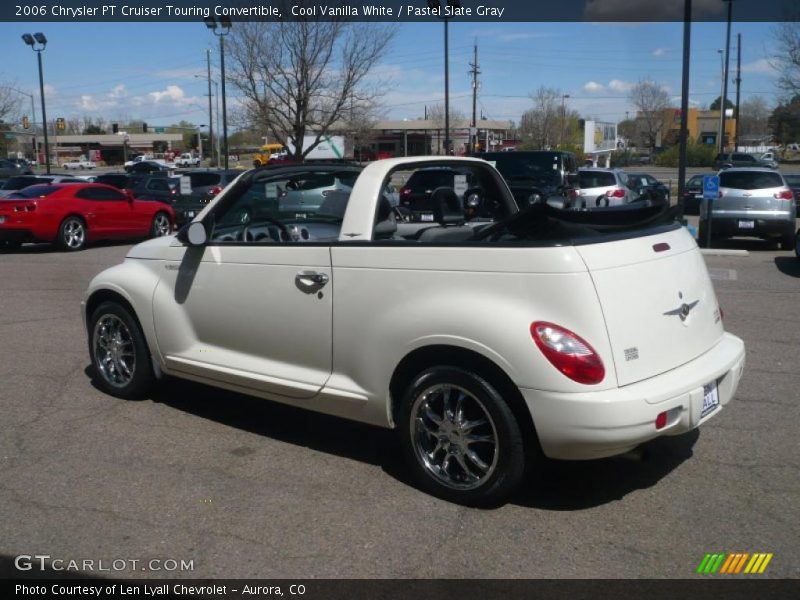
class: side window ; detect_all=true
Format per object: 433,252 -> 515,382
74,188 -> 98,200
92,188 -> 127,201
148,180 -> 169,192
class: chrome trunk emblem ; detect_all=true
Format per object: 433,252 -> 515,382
664,293 -> 699,322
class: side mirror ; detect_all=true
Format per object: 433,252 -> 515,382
177,221 -> 208,246
124,189 -> 135,202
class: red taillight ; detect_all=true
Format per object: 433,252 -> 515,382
774,189 -> 793,200
606,188 -> 625,198
209,186 -> 222,196
569,189 -> 579,199
655,411 -> 667,430
400,186 -> 411,196
530,321 -> 605,385
13,203 -> 36,212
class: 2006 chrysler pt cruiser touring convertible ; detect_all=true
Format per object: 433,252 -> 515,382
82,157 -> 745,506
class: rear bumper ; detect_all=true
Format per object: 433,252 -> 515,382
522,332 -> 745,460
702,215 -> 794,239
0,228 -> 35,243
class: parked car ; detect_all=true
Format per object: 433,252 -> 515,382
713,152 -> 777,170
62,157 -> 96,170
81,156 -> 745,506
181,170 -> 241,201
568,168 -> 637,209
475,151 -> 579,209
126,161 -> 171,175
174,153 -> 201,168
129,175 -> 180,203
0,158 -> 34,178
698,168 -> 796,249
399,167 -> 477,221
682,173 -> 717,215
0,183 -> 174,251
625,173 -> 670,205
0,175 -> 84,198
782,173 -> 800,212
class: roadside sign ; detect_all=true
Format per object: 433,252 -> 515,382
703,175 -> 720,200
180,176 -> 192,195
154,127 -> 165,133
454,174 -> 468,197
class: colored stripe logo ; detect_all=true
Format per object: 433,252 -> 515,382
696,552 -> 773,574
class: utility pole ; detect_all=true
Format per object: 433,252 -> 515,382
469,42 -> 480,153
734,32 -> 742,152
678,0 -> 692,221
720,0 -> 734,153
206,49 -> 214,166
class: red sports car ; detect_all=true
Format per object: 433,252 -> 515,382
0,183 -> 174,251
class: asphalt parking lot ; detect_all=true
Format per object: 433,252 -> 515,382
0,235 -> 798,579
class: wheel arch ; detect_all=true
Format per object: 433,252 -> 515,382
85,287 -> 158,375
388,344 -> 539,454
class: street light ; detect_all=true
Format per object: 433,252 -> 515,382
717,49 -> 725,154
204,16 -> 232,169
21,31 -> 50,174
560,94 -> 571,148
428,0 -> 461,155
8,87 -> 37,164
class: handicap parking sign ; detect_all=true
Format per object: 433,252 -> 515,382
703,175 -> 720,200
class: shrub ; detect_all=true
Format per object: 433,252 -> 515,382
655,142 -> 716,167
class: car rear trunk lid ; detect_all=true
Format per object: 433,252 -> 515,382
576,227 -> 724,387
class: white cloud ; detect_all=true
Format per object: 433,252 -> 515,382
108,84 -> 127,99
584,81 -> 606,93
149,85 -> 186,103
79,95 -> 98,110
653,48 -> 668,57
498,32 -> 554,42
608,79 -> 634,93
740,59 -> 777,75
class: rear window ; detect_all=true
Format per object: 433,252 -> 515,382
189,173 -> 221,187
719,171 -> 783,190
579,171 -> 617,188
407,170 -> 455,190
9,185 -> 61,198
783,175 -> 800,186
96,175 -> 130,189
2,176 -> 47,190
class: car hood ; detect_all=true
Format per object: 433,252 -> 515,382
126,234 -> 178,259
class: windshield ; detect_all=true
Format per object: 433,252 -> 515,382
579,171 -> 617,188
484,154 -> 560,180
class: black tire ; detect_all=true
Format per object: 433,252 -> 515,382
397,366 -> 525,507
57,216 -> 87,251
88,301 -> 154,399
779,231 -> 794,251
150,211 -> 172,238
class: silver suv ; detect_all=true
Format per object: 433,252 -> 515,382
699,168 -> 796,249
569,168 -> 637,209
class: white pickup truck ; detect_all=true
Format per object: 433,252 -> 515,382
174,152 -> 201,167
62,157 -> 96,170
82,157 -> 745,505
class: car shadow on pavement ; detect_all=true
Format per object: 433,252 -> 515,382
774,256 -> 800,278
702,238 -> 779,252
512,431 -> 699,510
85,368 -> 700,510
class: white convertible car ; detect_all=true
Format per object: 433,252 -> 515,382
82,157 -> 745,505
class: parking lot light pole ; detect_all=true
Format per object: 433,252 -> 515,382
22,32 -> 50,174
9,87 -> 37,164
428,1 -> 460,155
205,16 -> 231,169
560,94 -> 570,148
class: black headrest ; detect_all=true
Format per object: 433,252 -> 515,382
317,190 -> 350,219
430,187 -> 465,226
374,195 -> 397,239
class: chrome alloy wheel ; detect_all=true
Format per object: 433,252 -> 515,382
410,384 -> 499,490
153,213 -> 171,237
63,219 -> 85,249
93,314 -> 136,388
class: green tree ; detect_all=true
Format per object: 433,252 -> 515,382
709,96 -> 735,111
768,95 -> 800,144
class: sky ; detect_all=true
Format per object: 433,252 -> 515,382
0,20 -> 784,129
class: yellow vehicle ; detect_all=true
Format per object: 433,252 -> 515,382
252,143 -> 285,167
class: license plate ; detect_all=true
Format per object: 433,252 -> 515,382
420,213 -> 434,222
701,381 -> 720,418
694,194 -> 703,199
738,220 -> 755,229
187,211 -> 195,218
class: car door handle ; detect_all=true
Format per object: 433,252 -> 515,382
295,271 -> 329,286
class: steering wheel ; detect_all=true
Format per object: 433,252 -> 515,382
241,217 -> 291,242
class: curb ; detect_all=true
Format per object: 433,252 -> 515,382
699,249 -> 750,257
